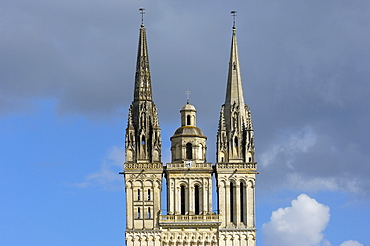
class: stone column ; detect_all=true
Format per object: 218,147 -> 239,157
235,183 -> 240,225
225,182 -> 230,226
189,185 -> 194,214
176,186 -> 180,215
169,179 -> 174,215
126,182 -> 133,229
247,180 -> 254,228
218,180 -> 226,227
154,179 -> 161,228
207,179 -> 212,214
203,181 -> 207,214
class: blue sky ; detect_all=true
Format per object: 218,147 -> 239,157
1,1 -> 369,246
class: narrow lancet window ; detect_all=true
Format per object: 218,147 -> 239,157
187,115 -> 191,125
138,189 -> 141,201
230,183 -> 234,222
138,207 -> 141,219
195,185 -> 200,215
181,185 -> 186,215
240,182 -> 244,222
147,189 -> 151,201
186,143 -> 193,159
148,207 -> 151,218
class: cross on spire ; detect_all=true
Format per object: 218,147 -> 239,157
139,8 -> 145,27
185,89 -> 191,104
231,10 -> 237,29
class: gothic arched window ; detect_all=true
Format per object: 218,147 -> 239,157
240,182 -> 244,222
186,143 -> 193,159
230,182 -> 234,222
181,185 -> 186,215
194,185 -> 200,215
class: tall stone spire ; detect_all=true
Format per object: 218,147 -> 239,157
215,13 -> 257,245
224,24 -> 246,122
217,20 -> 254,163
134,18 -> 152,101
123,10 -> 163,241
125,13 -> 161,164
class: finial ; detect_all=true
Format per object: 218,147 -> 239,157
139,8 -> 145,27
185,89 -> 191,104
231,10 -> 237,30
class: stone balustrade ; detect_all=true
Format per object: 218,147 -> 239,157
216,162 -> 257,169
159,214 -> 219,222
124,162 -> 163,170
166,163 -> 213,168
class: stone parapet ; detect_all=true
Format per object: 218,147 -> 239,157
166,163 -> 213,168
216,162 -> 257,170
160,214 -> 219,223
124,162 -> 163,170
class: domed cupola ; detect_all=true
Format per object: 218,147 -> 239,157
170,102 -> 207,164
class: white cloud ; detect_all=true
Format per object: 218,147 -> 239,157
340,241 -> 364,246
74,146 -> 124,190
262,194 -> 330,246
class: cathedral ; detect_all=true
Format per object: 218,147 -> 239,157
123,12 -> 257,246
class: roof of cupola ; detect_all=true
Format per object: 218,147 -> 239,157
172,126 -> 205,138
181,103 -> 196,112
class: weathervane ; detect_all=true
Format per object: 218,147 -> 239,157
231,10 -> 237,29
185,89 -> 191,104
139,8 -> 145,27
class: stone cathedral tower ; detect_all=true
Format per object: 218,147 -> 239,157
215,21 -> 257,245
124,20 -> 163,243
123,11 -> 257,246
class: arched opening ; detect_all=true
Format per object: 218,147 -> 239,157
181,185 -> 186,215
138,207 -> 141,219
194,185 -> 200,215
148,207 -> 151,219
147,189 -> 151,201
234,137 -> 238,147
138,189 -> 141,201
230,182 -> 234,222
141,136 -> 145,145
187,115 -> 191,125
240,182 -> 244,222
186,143 -> 192,159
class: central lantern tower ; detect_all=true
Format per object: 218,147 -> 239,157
161,102 -> 219,244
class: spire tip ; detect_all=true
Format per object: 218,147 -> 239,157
139,8 -> 145,27
231,10 -> 237,30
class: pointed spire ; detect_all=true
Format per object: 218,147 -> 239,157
217,11 -> 255,164
225,11 -> 246,118
126,9 -> 161,164
134,8 -> 152,101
